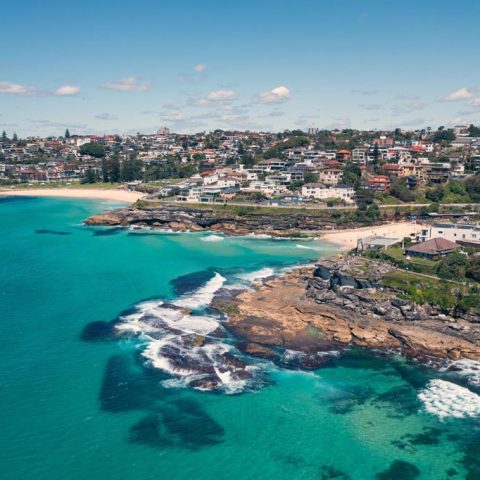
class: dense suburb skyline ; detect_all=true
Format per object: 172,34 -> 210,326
1,0 -> 480,137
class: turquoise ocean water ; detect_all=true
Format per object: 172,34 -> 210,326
1,196 -> 480,480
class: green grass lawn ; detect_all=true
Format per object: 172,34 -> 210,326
380,270 -> 458,310
385,247 -> 438,268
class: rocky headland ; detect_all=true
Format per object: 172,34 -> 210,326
85,203 -> 381,237
213,256 -> 480,368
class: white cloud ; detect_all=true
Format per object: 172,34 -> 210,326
0,81 -> 37,95
441,87 -> 473,101
469,97 -> 480,107
0,81 -> 80,97
54,85 -> 80,96
194,64 -> 207,73
206,89 -> 236,101
255,86 -> 290,104
101,77 -> 153,92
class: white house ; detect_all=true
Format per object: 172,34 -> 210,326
247,181 -> 287,196
352,148 -> 367,165
418,223 -> 480,245
202,173 -> 219,185
301,183 -> 355,203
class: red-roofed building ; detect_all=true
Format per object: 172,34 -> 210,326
406,237 -> 459,258
336,149 -> 351,161
366,175 -> 390,193
382,164 -> 401,177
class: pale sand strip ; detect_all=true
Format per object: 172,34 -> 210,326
319,221 -> 424,249
0,188 -> 145,203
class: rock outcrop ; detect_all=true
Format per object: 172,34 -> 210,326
213,258 -> 480,366
85,204 -> 371,237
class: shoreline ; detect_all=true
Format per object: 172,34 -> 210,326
318,221 -> 424,249
212,256 -> 480,368
0,187 -> 145,203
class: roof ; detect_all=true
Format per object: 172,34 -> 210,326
303,183 -> 326,188
367,175 -> 390,183
383,164 -> 400,170
362,236 -> 400,247
406,237 -> 459,255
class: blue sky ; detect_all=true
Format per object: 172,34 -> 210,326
1,0 -> 480,136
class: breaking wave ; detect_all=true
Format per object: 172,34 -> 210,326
174,273 -> 226,309
236,267 -> 276,284
201,234 -> 225,242
115,272 -> 262,393
441,359 -> 480,388
418,379 -> 480,419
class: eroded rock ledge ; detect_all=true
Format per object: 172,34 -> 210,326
213,257 -> 480,367
85,204 -> 376,237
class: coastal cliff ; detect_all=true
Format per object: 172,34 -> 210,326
84,203 -> 384,237
213,257 -> 480,367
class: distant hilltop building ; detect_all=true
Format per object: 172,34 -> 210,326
308,127 -> 319,135
157,126 -> 170,136
453,125 -> 469,137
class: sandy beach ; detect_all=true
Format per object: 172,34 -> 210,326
319,221 -> 424,249
0,188 -> 145,203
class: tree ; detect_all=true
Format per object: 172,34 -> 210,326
1,131 -> 8,142
303,171 -> 319,184
65,129 -> 71,138
447,180 -> 466,196
342,162 -> 362,188
366,203 -> 380,220
79,142 -> 106,158
435,252 -> 467,280
466,256 -> 480,281
101,159 -> 110,182
355,189 -> 374,209
120,157 -> 143,182
468,124 -> 480,137
81,168 -> 97,184
12,132 -> 18,142
432,128 -> 455,143
390,179 -> 415,202
465,175 -> 480,202
109,156 -> 121,182
426,186 -> 444,202
372,144 -> 380,164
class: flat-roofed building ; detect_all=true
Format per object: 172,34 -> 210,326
419,223 -> 480,245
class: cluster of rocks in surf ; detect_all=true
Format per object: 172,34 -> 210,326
84,204 -> 375,237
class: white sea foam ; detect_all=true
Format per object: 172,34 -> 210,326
237,267 -> 276,283
295,244 -> 315,250
244,233 -> 272,239
115,272 -> 258,393
174,272 -> 226,309
172,315 -> 220,335
418,379 -> 480,419
201,234 -> 224,242
441,359 -> 480,388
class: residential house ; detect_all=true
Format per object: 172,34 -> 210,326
406,237 -> 459,258
301,183 -> 355,203
318,167 -> 343,186
366,175 -> 390,193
